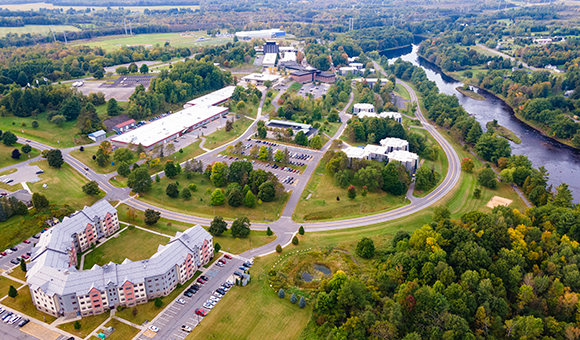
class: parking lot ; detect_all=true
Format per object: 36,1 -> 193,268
296,83 -> 329,99
0,234 -> 36,271
76,81 -> 136,101
0,306 -> 69,340
138,254 -> 247,340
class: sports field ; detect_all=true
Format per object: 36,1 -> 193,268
0,25 -> 79,37
0,3 -> 199,12
71,31 -> 232,51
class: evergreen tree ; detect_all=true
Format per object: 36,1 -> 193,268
46,149 -> 64,168
32,192 -> 49,210
166,183 -> 179,198
144,209 -> 160,225
299,296 -> 306,308
181,187 -> 191,199
231,217 -> 251,238
107,98 -> 121,116
11,149 -> 21,159
278,288 -> 285,298
20,258 -> 26,272
209,216 -> 228,236
299,226 -> 305,235
8,285 -> 17,298
290,293 -> 297,304
243,190 -> 256,208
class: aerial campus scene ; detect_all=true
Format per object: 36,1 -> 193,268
0,0 -> 580,339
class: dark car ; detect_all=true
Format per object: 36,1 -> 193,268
239,266 -> 247,272
18,319 -> 29,327
234,271 -> 243,277
10,246 -> 18,251
32,234 -> 40,239
200,275 -> 209,281
183,291 -> 193,297
195,308 -> 208,316
67,338 -> 75,340
244,261 -> 253,267
10,259 -> 19,265
216,288 -> 226,295
35,170 -> 44,174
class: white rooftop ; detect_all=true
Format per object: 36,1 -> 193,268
353,103 -> 375,110
263,53 -> 277,66
112,105 -> 227,148
280,51 -> 296,62
357,111 -> 402,120
343,146 -> 368,159
241,73 -> 281,82
184,86 -> 236,107
235,29 -> 285,38
380,137 -> 408,149
387,150 -> 419,163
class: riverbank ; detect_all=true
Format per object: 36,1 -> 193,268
417,53 -> 580,151
487,121 -> 521,144
455,86 -> 485,101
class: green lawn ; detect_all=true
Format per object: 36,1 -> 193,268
394,83 -> 411,100
0,276 -> 21,299
7,267 -> 27,282
0,112 -> 89,148
83,227 -> 170,270
0,143 -> 41,169
137,172 -> 289,222
116,272 -> 200,325
188,254 -> 311,340
69,145 -> 130,174
116,203 -> 275,254
293,161 -> 408,222
204,117 -> 253,150
0,25 -> 79,37
147,140 -> 205,175
28,160 -> 103,210
2,287 -> 58,324
412,128 -> 449,198
288,82 -> 303,93
57,312 -> 110,339
71,31 -> 228,51
263,89 -> 280,115
100,318 -> 140,340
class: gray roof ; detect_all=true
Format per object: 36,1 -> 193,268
88,130 -> 106,137
27,204 -> 212,297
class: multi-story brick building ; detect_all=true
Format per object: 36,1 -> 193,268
26,202 -> 213,318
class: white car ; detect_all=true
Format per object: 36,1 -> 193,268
148,325 -> 159,333
182,325 -> 193,332
209,296 -> 219,302
213,292 -> 223,298
202,302 -> 213,309
176,298 -> 186,305
206,299 -> 217,305
5,249 -> 12,254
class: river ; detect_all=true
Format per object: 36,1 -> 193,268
383,45 -> 580,203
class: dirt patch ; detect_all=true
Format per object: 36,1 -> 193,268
486,196 -> 513,209
142,329 -> 157,338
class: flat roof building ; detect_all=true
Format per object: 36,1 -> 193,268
241,73 -> 281,86
380,137 -> 409,152
343,137 -> 417,172
352,77 -> 385,89
263,41 -> 279,54
113,119 -> 136,133
87,130 -> 106,142
353,103 -> 375,114
265,119 -> 318,138
236,29 -> 285,40
357,111 -> 402,124
26,202 -> 213,318
349,62 -> 364,69
112,105 -> 228,149
339,66 -> 359,76
183,86 -> 236,108
263,53 -> 277,67
387,150 -> 419,173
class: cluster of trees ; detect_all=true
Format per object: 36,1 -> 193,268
307,201 -> 580,339
345,26 -> 413,53
324,150 -> 411,197
208,215 -> 252,238
304,42 -> 331,71
0,196 -> 28,222
520,37 -> 580,68
194,40 -> 257,68
419,39 -> 510,72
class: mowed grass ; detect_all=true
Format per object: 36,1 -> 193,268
57,312 -> 110,339
69,145 -> 124,174
116,272 -> 200,325
8,267 -> 27,282
412,128 -> 449,198
0,112 -> 88,148
116,203 -> 275,254
83,227 -> 170,269
395,83 -> 410,100
71,31 -> 229,51
0,143 -> 40,168
204,117 -> 253,150
0,276 -> 21,299
0,25 -> 79,37
188,254 -> 311,340
28,160 -> 102,210
100,318 -> 140,340
2,287 -> 58,324
137,172 -> 289,222
147,140 -> 204,175
293,162 -> 408,222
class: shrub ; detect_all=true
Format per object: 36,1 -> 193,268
267,227 -> 273,236
347,185 -> 356,199
188,183 -> 197,192
292,236 -> 299,245
298,226 -> 304,235
74,321 -> 81,330
278,288 -> 285,298
299,296 -> 306,308
290,293 -> 297,304
276,244 -> 282,253
132,307 -> 138,316
181,187 -> 191,199
214,243 -> 221,253
154,297 -> 163,308
8,285 -> 17,298
356,237 -> 375,259
474,188 -> 482,198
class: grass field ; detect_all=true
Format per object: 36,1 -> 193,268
99,318 -> 140,340
395,83 -> 410,100
57,312 -> 110,339
0,112 -> 88,148
204,117 -> 253,150
0,3 -> 199,12
83,227 -> 169,270
71,31 -> 229,51
69,145 -> 129,174
188,253 -> 311,340
0,25 -> 79,37
0,143 -> 40,169
116,272 -> 200,325
0,276 -> 21,299
2,287 -> 58,324
293,160 -> 408,222
138,172 -> 289,222
28,160 -> 103,210
8,267 -> 27,282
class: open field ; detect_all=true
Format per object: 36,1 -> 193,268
0,276 -> 21,299
293,160 -> 408,222
116,204 -> 275,253
0,3 -> 199,12
69,145 -> 132,174
0,112 -> 87,148
2,287 -> 58,324
116,272 -> 200,325
204,117 -> 253,150
99,318 -> 140,340
57,311 -> 110,339
28,160 -> 103,210
0,143 -> 40,169
137,172 -> 289,222
188,253 -> 311,340
0,25 -> 79,37
394,83 -> 410,100
83,227 -> 170,269
71,31 -> 230,51
7,267 -> 27,282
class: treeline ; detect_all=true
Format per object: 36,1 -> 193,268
345,26 -> 413,53
419,39 -> 510,72
306,189 -> 580,339
194,40 -> 257,69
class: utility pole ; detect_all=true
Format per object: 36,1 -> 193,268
61,26 -> 67,44
123,18 -> 128,35
50,26 -> 57,43
129,21 -> 132,36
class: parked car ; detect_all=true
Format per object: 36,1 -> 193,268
181,325 -> 193,332
148,325 -> 159,333
183,291 -> 193,298
10,246 -> 18,251
195,308 -> 208,316
224,254 -> 232,259
21,254 -> 29,259
23,240 -> 30,244
35,170 -> 44,174
200,275 -> 209,281
196,278 -> 205,284
234,271 -> 243,277
202,302 -> 213,309
176,298 -> 186,305
0,252 -> 6,256
213,292 -> 223,298
32,234 -> 40,239
239,266 -> 247,272
18,319 -> 29,327
10,259 -> 19,265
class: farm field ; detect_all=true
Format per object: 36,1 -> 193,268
71,31 -> 231,51
0,25 -> 79,37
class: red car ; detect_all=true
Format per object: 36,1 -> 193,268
0,252 -> 6,256
23,240 -> 31,244
195,308 -> 208,316
21,254 -> 29,259
197,278 -> 205,284
224,254 -> 232,259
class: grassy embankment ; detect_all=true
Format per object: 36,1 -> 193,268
0,143 -> 41,169
204,117 -> 253,150
455,86 -> 486,101
70,145 -> 135,175
487,121 -> 522,144
57,312 -> 110,339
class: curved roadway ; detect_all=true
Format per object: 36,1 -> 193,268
5,72 -> 460,258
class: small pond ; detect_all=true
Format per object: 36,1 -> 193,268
301,264 -> 332,282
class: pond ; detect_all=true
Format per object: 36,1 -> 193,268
301,264 -> 332,282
